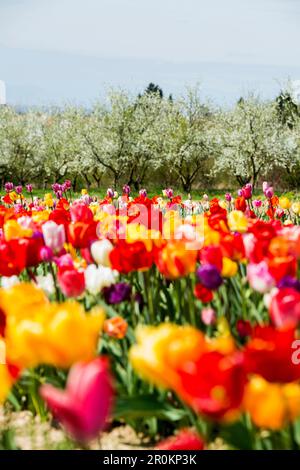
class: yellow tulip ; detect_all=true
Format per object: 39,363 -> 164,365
221,257 -> 238,277
0,283 -> 105,369
9,191 -> 18,202
0,364 -> 14,403
5,302 -> 104,369
31,210 -> 50,223
44,198 -> 54,208
243,376 -> 300,430
279,196 -> 291,210
291,202 -> 300,215
228,210 -> 248,233
0,283 -> 49,320
130,324 -> 205,390
218,200 -> 227,210
3,220 -> 33,241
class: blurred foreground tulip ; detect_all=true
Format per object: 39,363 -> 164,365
156,429 -> 205,450
270,287 -> 300,327
40,357 -> 114,443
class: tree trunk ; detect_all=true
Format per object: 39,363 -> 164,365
84,174 -> 91,189
72,176 -> 78,192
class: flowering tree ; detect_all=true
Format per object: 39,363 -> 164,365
40,107 -> 86,189
80,93 -> 133,188
0,107 -> 43,185
1,90 -> 300,190
162,88 -> 217,192
214,97 -> 292,187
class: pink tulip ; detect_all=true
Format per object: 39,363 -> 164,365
42,220 -> 66,254
55,253 -> 74,269
247,261 -> 274,293
242,183 -> 253,200
262,181 -> 270,194
201,307 -> 216,326
253,199 -> 262,208
70,202 -> 94,223
40,357 -> 114,443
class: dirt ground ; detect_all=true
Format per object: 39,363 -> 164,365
0,409 -> 227,450
0,409 -> 150,450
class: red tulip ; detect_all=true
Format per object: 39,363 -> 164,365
176,351 -> 246,420
194,283 -> 214,303
200,245 -> 223,272
67,221 -> 98,249
58,267 -> 85,298
40,357 -> 114,443
156,429 -> 205,450
234,196 -> 247,212
244,325 -> 300,383
0,239 -> 28,276
49,208 -> 71,230
270,288 -> 300,327
109,240 -> 153,274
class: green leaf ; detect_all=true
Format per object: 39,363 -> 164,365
0,429 -> 20,450
221,421 -> 254,450
113,395 -> 187,422
293,419 -> 300,446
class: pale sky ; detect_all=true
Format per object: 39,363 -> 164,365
1,0 -> 300,105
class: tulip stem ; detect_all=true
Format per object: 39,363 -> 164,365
49,262 -> 60,302
143,271 -> 155,324
186,276 -> 196,326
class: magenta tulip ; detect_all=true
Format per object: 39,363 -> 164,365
40,357 -> 114,443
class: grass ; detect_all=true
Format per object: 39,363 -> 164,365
15,187 -> 300,200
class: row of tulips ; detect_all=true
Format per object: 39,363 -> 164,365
0,181 -> 300,449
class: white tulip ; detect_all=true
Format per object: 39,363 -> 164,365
91,239 -> 113,267
84,264 -> 118,295
35,274 -> 55,296
1,275 -> 20,289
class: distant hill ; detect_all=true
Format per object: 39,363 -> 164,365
2,46 -> 300,107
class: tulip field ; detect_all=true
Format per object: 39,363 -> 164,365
1,181 -> 300,451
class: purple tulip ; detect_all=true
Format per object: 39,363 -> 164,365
139,188 -> 147,198
237,189 -> 243,197
40,246 -> 53,262
107,188 -> 114,199
102,283 -> 132,305
196,264 -> 223,290
265,187 -> 274,199
122,185 -> 131,196
134,292 -> 144,311
55,190 -> 63,199
4,182 -> 14,192
15,185 -> 23,195
165,188 -> 174,199
26,184 -> 33,193
277,276 -> 300,292
64,180 -> 72,190
52,183 -> 62,193
82,194 -> 92,205
225,192 -> 232,202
